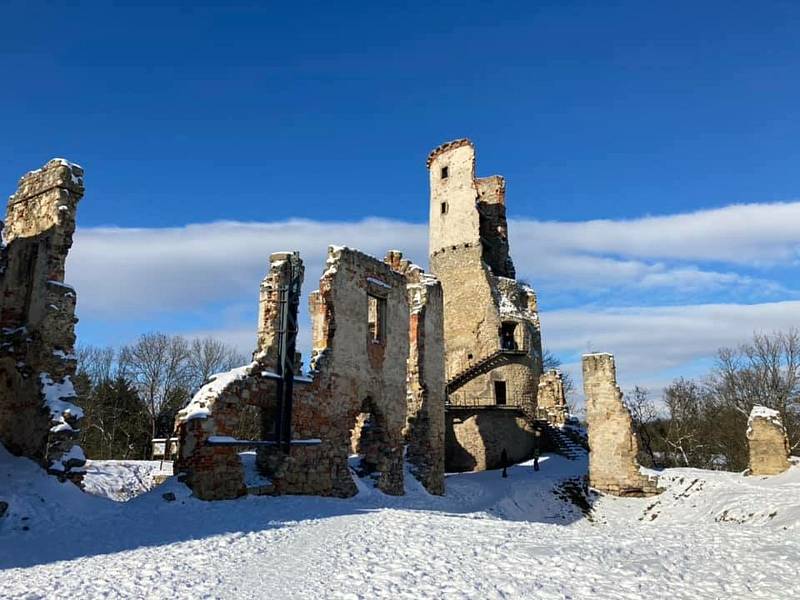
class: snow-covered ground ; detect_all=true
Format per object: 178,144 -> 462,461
82,459 -> 173,502
1,445 -> 798,599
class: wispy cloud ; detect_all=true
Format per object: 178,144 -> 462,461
68,201 -> 800,391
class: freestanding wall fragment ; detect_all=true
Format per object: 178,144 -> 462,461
582,353 -> 659,496
385,250 -> 446,495
747,405 -> 790,476
0,159 -> 86,481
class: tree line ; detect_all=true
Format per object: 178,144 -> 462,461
625,330 -> 800,472
74,333 -> 245,460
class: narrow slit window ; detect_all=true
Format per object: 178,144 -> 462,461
440,201 -> 448,215
368,294 -> 387,342
441,166 -> 449,179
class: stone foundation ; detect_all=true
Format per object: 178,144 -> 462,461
446,407 -> 535,472
747,405 -> 790,476
583,353 -> 659,496
0,159 -> 86,482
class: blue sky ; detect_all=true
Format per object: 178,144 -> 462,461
2,1 -> 799,396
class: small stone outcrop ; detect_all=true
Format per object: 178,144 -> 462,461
0,159 -> 86,482
582,353 -> 659,496
746,405 -> 790,476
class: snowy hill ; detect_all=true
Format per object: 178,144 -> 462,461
1,444 -> 798,599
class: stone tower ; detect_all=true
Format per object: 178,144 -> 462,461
427,139 -> 543,471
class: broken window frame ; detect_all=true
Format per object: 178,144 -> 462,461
367,293 -> 387,343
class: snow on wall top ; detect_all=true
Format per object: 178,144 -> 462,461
748,405 -> 784,426
177,362 -> 257,423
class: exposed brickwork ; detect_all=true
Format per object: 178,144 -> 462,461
0,159 -> 86,482
176,247 -> 446,500
746,406 -> 790,476
385,250 -> 445,495
583,353 -> 659,497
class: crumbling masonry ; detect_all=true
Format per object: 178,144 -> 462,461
537,369 -> 569,427
427,139 -> 544,472
583,353 -> 659,496
0,159 -> 86,481
175,247 -> 445,499
747,405 -> 790,476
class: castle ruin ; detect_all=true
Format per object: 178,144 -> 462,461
0,159 -> 86,482
175,247 -> 445,499
427,139 -> 544,471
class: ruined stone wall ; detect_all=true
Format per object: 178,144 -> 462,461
385,251 -> 445,495
174,252 -> 302,500
175,363 -> 264,500
747,405 -> 790,476
0,159 -> 85,481
263,247 -> 411,497
537,369 -> 569,426
583,353 -> 659,496
175,247 -> 446,500
446,408 -> 535,472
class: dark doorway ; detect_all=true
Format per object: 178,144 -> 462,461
495,381 -> 507,405
500,322 -> 518,350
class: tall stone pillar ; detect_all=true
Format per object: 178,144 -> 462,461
582,353 -> 658,496
0,159 -> 86,481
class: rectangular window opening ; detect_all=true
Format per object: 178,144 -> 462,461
440,201 -> 448,215
441,166 -> 449,179
367,294 -> 387,343
495,381 -> 507,406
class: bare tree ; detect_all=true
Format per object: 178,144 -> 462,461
75,345 -> 116,385
706,329 -> 800,464
541,348 -> 576,397
119,333 -> 192,440
663,378 -> 709,468
187,336 -> 247,389
624,386 -> 659,467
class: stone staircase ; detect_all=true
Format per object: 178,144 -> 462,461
446,349 -> 529,395
541,422 -> 588,461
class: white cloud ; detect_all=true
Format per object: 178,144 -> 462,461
69,219 -> 428,317
67,201 -> 800,391
512,200 -> 800,265
543,300 -> 800,393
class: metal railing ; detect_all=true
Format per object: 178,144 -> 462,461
445,392 -> 536,409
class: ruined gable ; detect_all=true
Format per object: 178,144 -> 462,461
582,353 -> 659,497
0,159 -> 86,481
